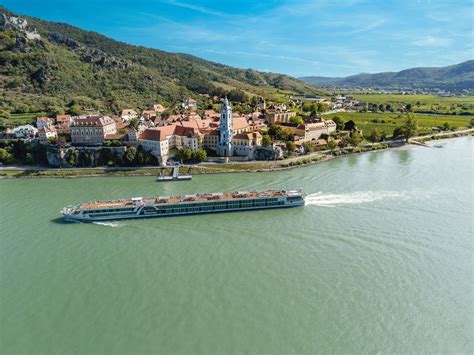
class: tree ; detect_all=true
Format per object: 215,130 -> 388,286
78,151 -> 91,167
327,140 -> 338,151
176,147 -> 193,162
393,127 -> 406,139
378,104 -> 385,112
286,141 -> 296,152
401,113 -> 417,141
301,102 -> 311,112
289,116 -> 304,125
0,148 -> 14,164
250,95 -> 259,108
332,116 -> 344,130
261,134 -> 272,147
442,122 -> 450,131
350,131 -> 363,146
67,149 -> 78,166
69,103 -> 82,116
98,148 -> 113,166
124,147 -> 137,165
192,149 -> 207,162
406,103 -> 413,112
227,89 -> 248,103
368,128 -> 382,143
302,141 -> 314,154
129,117 -> 139,130
470,118 -> 474,128
268,125 -> 290,141
317,102 -> 328,113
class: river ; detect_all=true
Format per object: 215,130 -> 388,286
0,137 -> 472,354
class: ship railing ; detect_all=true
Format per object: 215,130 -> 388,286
61,205 -> 79,215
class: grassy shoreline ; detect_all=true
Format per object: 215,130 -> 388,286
1,130 -> 472,179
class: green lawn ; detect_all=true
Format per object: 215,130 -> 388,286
327,112 -> 474,136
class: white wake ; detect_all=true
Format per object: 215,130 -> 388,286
92,221 -> 123,227
305,191 -> 407,207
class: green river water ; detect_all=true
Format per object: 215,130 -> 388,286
1,137 -> 472,354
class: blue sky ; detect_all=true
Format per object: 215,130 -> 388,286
2,0 -> 473,77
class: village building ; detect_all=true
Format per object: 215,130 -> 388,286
103,127 -> 139,147
181,98 -> 197,110
121,109 -> 138,122
55,114 -> 72,125
8,124 -> 37,139
36,117 -> 54,129
264,110 -> 297,124
232,132 -> 262,155
70,115 -> 117,145
139,98 -> 261,165
38,126 -> 58,144
151,104 -> 166,113
141,110 -> 157,121
55,123 -> 71,134
278,119 -> 337,143
204,109 -> 220,119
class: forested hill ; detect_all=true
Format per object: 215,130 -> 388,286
300,61 -> 474,92
0,7 -> 320,116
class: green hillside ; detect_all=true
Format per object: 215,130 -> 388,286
0,6 -> 321,117
300,61 -> 474,92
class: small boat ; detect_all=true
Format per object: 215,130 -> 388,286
61,189 -> 305,222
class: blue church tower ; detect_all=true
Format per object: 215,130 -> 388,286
217,97 -> 233,157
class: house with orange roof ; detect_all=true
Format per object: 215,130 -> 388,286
55,114 -> 72,125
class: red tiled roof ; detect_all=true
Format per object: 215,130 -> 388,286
72,116 -> 115,127
56,114 -> 71,122
233,116 -> 249,130
140,126 -> 176,141
121,109 -> 137,116
38,126 -> 57,133
105,133 -> 127,140
233,131 -> 261,140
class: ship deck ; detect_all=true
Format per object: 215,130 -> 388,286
79,190 -> 298,211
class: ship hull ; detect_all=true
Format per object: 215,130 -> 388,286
64,201 -> 304,222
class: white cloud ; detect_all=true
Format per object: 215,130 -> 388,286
413,36 -> 452,47
164,0 -> 231,18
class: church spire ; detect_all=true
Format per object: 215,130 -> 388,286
217,96 -> 233,157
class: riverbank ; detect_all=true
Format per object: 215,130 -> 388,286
1,129 -> 472,179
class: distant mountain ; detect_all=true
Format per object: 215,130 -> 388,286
0,7 -> 320,115
300,61 -> 474,91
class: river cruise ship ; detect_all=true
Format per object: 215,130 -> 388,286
61,189 -> 305,222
